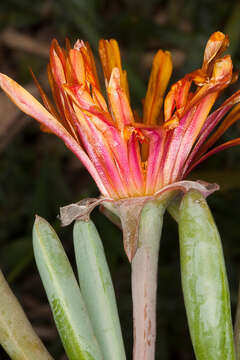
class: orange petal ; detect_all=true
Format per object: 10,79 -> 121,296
85,42 -> 101,91
164,77 -> 191,123
47,64 -> 66,120
164,55 -> 233,130
74,40 -> 100,90
107,68 -> 134,131
64,83 -> 97,112
202,31 -> 229,74
30,69 -> 60,122
66,49 -> 85,85
191,55 -> 233,107
49,40 -> 66,86
65,37 -> 71,52
99,39 -> 119,81
91,86 -> 108,112
143,50 -> 172,125
99,39 -> 130,100
64,83 -> 115,133
47,65 -> 79,139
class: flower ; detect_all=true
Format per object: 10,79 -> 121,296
0,32 -> 240,201
1,31 -> 240,260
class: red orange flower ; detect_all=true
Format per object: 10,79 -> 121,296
1,31 -> 240,202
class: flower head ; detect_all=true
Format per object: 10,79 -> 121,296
1,31 -> 240,201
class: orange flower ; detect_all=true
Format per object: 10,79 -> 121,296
1,32 -> 240,201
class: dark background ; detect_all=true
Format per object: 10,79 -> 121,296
1,0 -> 240,359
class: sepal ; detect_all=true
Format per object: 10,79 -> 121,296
59,180 -> 219,261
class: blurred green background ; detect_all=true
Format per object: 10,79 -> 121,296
1,0 -> 240,359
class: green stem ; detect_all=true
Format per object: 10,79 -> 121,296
131,201 -> 165,360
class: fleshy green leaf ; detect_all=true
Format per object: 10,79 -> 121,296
0,270 -> 53,360
33,216 -> 103,360
73,219 -> 126,360
179,190 -> 235,360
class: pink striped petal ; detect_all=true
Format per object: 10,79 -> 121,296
73,103 -> 129,198
144,129 -> 165,194
86,113 -> 134,192
128,133 -> 145,196
182,90 -> 240,175
185,138 -> 240,176
168,92 -> 217,183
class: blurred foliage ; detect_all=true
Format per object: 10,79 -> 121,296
1,0 -> 240,359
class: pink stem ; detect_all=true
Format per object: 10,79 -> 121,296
131,201 -> 166,360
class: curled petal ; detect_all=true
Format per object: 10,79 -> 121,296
211,55 -> 233,83
202,31 -> 229,74
190,56 -> 232,115
164,53 -> 233,130
164,78 -> 192,125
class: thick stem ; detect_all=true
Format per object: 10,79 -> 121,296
131,201 -> 165,360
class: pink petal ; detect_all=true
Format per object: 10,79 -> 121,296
128,133 -> 145,195
185,138 -> 240,175
72,103 -> 129,198
182,90 -> 240,176
0,73 -> 109,196
144,129 -> 164,194
168,92 -> 217,184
